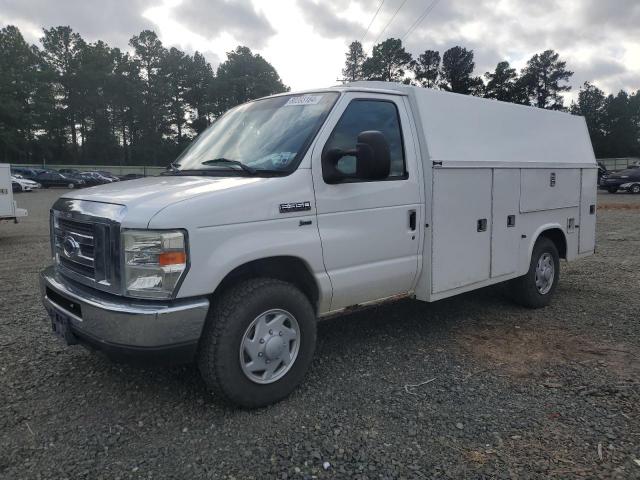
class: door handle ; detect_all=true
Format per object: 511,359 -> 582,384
409,210 -> 417,231
477,218 -> 487,232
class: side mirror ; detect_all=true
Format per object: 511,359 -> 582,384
322,130 -> 391,184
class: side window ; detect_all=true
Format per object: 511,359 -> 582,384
323,99 -> 406,179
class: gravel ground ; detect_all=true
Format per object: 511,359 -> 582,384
1,188 -> 639,479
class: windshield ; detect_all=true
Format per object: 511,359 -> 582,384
174,92 -> 339,174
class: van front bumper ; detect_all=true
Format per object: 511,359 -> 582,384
40,266 -> 210,364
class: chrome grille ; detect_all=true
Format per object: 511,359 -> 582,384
54,217 -> 97,280
50,198 -> 126,295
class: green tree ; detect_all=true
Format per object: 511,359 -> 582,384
484,61 -> 527,103
411,50 -> 440,88
439,46 -> 483,95
570,82 -> 607,156
362,38 -> 412,82
0,26 -> 43,162
161,47 -> 191,144
75,40 -> 120,162
108,50 -> 143,164
601,91 -> 639,157
129,30 -> 169,164
520,49 -> 573,110
342,40 -> 367,82
40,26 -> 86,160
214,46 -> 288,115
185,51 -> 214,134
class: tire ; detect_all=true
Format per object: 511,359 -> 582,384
607,187 -> 618,193
510,237 -> 560,309
198,278 -> 317,408
68,183 -> 75,189
630,184 -> 640,194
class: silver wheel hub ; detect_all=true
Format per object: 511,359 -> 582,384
239,309 -> 300,384
535,252 -> 555,295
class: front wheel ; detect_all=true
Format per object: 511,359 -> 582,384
630,184 -> 640,194
510,237 -> 560,309
198,278 -> 317,408
68,183 -> 75,189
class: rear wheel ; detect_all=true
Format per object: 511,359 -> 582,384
198,278 -> 316,408
68,183 -> 75,189
510,237 -> 560,309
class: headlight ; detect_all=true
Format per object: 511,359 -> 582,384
123,229 -> 188,299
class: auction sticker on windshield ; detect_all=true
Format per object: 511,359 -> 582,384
284,95 -> 323,106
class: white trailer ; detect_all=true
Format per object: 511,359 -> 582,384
41,82 -> 597,407
0,164 -> 27,223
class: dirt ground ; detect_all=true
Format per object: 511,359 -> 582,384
1,188 -> 639,479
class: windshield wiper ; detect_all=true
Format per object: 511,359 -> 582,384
201,158 -> 256,174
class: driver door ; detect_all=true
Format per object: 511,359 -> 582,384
311,92 -> 423,311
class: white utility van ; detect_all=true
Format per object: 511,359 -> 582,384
0,164 -> 27,223
40,82 -> 597,407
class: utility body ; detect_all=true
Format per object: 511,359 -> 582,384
40,82 -> 597,407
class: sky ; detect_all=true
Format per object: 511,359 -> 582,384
1,0 -> 639,101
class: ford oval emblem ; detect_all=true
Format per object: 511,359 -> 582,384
62,236 -> 80,258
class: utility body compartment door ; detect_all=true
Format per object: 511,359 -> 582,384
431,168 -> 492,293
579,168 -> 597,253
311,93 -> 422,311
491,169 -> 521,277
520,169 -> 580,212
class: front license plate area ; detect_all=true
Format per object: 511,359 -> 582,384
51,311 -> 77,345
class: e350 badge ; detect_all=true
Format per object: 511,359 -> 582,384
279,201 -> 311,214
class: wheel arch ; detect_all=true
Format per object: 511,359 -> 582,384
213,256 -> 322,313
530,225 -> 567,260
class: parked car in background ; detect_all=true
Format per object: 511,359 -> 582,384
11,166 -> 44,180
620,182 -> 640,194
35,171 -> 85,189
76,171 -> 113,186
12,179 -> 23,193
597,162 -> 607,185
11,175 -> 40,191
97,171 -> 120,182
118,173 -> 145,180
61,172 -> 99,187
599,167 -> 640,193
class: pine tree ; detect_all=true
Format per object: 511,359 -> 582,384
412,50 -> 440,88
342,41 -> 367,82
570,82 -> 607,156
520,50 -> 573,110
439,46 -> 484,95
484,61 -> 528,104
361,38 -> 412,82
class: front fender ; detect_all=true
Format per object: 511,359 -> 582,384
176,217 -> 332,312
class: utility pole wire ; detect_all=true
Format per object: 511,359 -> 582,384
361,0 -> 386,44
401,0 -> 441,42
372,0 -> 409,46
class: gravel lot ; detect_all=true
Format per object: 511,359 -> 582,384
1,188 -> 639,479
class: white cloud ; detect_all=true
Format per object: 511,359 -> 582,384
1,0 -> 638,97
